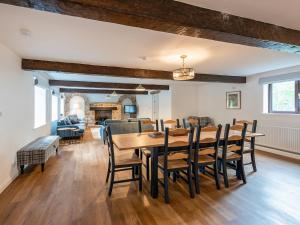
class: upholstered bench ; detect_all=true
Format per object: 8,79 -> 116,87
17,136 -> 60,174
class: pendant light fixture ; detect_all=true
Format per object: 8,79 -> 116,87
173,55 -> 195,81
111,90 -> 118,97
136,84 -> 146,91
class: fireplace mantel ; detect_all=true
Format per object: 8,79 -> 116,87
89,102 -> 122,123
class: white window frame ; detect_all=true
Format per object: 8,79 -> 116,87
34,85 -> 47,128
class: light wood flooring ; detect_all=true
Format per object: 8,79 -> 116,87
0,128 -> 300,225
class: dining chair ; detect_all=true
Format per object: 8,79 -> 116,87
160,119 -> 180,131
188,117 -> 200,127
158,127 -> 195,203
218,123 -> 247,188
192,124 -> 222,194
233,119 -> 258,172
138,119 -> 158,180
105,126 -> 142,196
182,118 -> 187,129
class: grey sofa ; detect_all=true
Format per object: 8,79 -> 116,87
100,119 -> 153,143
183,116 -> 214,127
57,115 -> 86,138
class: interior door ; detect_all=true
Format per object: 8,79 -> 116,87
152,93 -> 159,121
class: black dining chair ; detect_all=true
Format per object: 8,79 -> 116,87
158,127 -> 195,203
138,119 -> 158,180
233,119 -> 258,172
218,123 -> 247,188
105,126 -> 143,196
192,124 -> 222,194
160,119 -> 180,131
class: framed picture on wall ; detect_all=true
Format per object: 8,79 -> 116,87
226,91 -> 241,109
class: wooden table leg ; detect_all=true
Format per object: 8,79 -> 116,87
151,147 -> 159,198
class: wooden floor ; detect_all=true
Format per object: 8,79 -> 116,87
1,129 -> 300,225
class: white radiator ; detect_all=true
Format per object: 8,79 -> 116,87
256,126 -> 300,155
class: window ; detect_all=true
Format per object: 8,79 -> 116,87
51,95 -> 58,121
34,86 -> 47,128
268,80 -> 300,113
60,97 -> 65,117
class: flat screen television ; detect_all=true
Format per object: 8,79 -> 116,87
124,105 -> 137,114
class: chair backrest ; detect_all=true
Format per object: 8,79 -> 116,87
106,126 -> 115,166
138,119 -> 158,132
163,127 -> 195,169
222,123 -> 247,158
193,125 -> 222,162
233,118 -> 257,148
188,117 -> 200,126
182,118 -> 187,129
160,119 -> 179,131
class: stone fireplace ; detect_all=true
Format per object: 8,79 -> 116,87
64,93 -> 136,126
90,103 -> 122,125
95,110 -> 112,124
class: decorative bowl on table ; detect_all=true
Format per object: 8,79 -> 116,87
148,131 -> 164,138
169,128 -> 188,136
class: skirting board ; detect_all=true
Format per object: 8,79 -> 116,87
0,172 -> 19,194
257,145 -> 300,160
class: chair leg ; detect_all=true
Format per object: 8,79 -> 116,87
105,160 -> 111,183
140,150 -> 143,160
217,159 -> 222,172
132,166 -> 135,179
223,161 -> 229,188
193,164 -> 200,194
250,150 -> 257,172
239,159 -> 247,184
213,162 -> 220,190
236,160 -> 242,180
163,170 -> 170,203
138,165 -> 142,191
108,170 -> 115,196
172,171 -> 177,182
146,156 -> 150,181
187,167 -> 195,199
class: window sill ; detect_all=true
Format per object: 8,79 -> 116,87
33,124 -> 47,130
262,113 -> 300,116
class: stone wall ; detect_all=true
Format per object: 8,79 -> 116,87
64,93 -> 137,126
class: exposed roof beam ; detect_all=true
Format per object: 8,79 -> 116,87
60,88 -> 148,95
23,59 -> 246,83
49,80 -> 169,90
2,0 -> 300,54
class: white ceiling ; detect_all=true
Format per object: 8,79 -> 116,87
0,2 -> 300,82
179,0 -> 300,30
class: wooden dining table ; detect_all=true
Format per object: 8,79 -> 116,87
112,130 -> 265,198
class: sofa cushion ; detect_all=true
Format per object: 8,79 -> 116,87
58,119 -> 66,126
68,114 -> 80,124
65,117 -> 72,125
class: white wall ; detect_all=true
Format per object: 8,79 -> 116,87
0,43 -> 51,193
197,66 -> 300,158
136,90 -> 172,120
197,66 -> 300,127
85,93 -> 119,103
171,84 -> 199,119
136,94 -> 152,119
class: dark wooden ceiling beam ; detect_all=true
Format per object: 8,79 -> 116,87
2,0 -> 300,53
49,80 -> 169,90
60,88 -> 148,95
23,59 -> 246,83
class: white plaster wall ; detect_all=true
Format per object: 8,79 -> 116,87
0,43 -> 51,193
197,66 -> 300,127
171,84 -> 199,119
136,94 -> 152,119
197,66 -> 300,158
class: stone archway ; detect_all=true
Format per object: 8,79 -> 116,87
64,93 -> 90,119
118,95 -> 137,119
